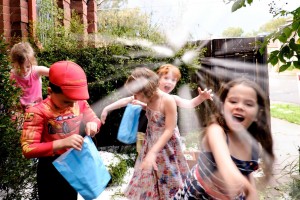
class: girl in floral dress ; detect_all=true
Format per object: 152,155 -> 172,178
124,67 -> 189,200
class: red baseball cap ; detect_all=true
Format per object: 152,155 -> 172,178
49,61 -> 89,100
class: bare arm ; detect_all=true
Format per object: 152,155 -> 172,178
173,87 -> 213,108
247,173 -> 258,199
101,96 -> 133,124
35,66 -> 49,77
131,99 -> 147,109
141,94 -> 177,170
206,124 -> 258,199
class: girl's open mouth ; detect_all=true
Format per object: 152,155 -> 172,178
232,115 -> 245,122
164,85 -> 171,91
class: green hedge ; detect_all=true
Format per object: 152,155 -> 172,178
0,37 -> 38,199
37,45 -> 195,104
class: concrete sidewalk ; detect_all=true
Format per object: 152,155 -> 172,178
262,117 -> 300,199
271,117 -> 300,163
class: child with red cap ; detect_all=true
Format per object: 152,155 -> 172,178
21,61 -> 101,200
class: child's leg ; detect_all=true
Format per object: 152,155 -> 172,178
136,132 -> 145,154
37,156 -> 77,200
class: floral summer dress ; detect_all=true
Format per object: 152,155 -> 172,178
124,107 -> 189,200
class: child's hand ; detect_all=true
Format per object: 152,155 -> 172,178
244,181 -> 258,200
132,99 -> 147,107
245,189 -> 258,200
198,87 -> 214,101
85,122 -> 98,137
140,151 -> 158,171
63,134 -> 84,151
101,109 -> 108,124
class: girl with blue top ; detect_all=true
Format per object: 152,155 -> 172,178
174,78 -> 274,200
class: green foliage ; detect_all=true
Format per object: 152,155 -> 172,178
107,154 -> 133,186
222,27 -> 244,37
270,103 -> 300,125
258,18 -> 288,33
37,45 -> 143,103
37,42 -> 204,104
104,146 -> 137,186
244,17 -> 287,37
260,7 -> 300,72
231,0 -> 246,12
97,8 -> 165,43
290,177 -> 300,199
0,36 -> 38,199
36,0 -> 86,51
229,0 -> 300,72
224,0 -> 253,12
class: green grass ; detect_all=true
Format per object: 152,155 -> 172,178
270,103 -> 300,125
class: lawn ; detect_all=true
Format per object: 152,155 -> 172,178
270,103 -> 300,125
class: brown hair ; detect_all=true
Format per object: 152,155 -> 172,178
156,64 -> 181,81
125,67 -> 159,99
10,42 -> 37,68
208,77 -> 274,180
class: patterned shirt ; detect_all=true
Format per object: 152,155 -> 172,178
21,97 -> 101,158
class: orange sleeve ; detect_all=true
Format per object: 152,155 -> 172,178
21,107 -> 54,158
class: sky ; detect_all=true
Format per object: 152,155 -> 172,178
125,0 -> 300,40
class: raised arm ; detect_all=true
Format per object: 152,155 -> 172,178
101,96 -> 134,124
35,66 -> 49,77
173,87 -> 213,108
205,124 -> 258,199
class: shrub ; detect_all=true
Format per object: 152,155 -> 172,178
0,37 -> 38,199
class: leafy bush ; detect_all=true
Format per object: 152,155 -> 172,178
0,37 -> 38,199
35,0 -> 86,51
290,177 -> 300,199
98,8 -> 165,43
107,154 -> 134,186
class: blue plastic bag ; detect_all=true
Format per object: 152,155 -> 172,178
53,136 -> 111,200
117,103 -> 142,144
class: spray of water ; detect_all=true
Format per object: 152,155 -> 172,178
84,19 -> 274,197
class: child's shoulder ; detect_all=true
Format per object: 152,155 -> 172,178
10,68 -> 16,74
163,92 -> 175,101
206,123 -> 226,137
162,93 -> 177,106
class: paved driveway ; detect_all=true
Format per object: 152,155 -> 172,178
262,68 -> 300,199
269,69 -> 300,105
